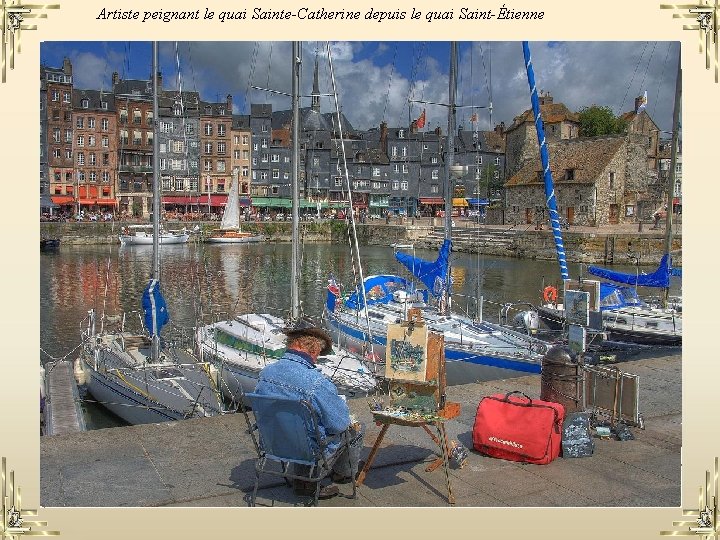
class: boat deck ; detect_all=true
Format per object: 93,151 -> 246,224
43,360 -> 86,436
41,352 -> 680,507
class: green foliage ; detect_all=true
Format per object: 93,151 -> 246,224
578,105 -> 627,137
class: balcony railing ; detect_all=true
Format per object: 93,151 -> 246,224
119,165 -> 153,173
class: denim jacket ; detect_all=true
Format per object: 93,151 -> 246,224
255,349 -> 350,455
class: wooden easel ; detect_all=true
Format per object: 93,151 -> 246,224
356,309 -> 459,505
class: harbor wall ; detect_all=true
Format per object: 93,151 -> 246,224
41,221 -> 681,266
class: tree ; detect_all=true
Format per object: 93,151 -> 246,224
578,105 -> 627,137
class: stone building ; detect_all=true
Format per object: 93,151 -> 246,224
230,114 -> 252,203
505,134 -> 648,226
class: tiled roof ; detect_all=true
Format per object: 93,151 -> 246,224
509,102 -> 580,131
505,135 -> 625,187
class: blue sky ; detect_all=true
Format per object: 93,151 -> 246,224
40,41 -> 680,135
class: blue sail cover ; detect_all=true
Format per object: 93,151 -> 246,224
599,282 -> 644,310
588,254 -> 676,288
394,239 -> 451,298
142,279 -> 169,336
343,275 -> 412,310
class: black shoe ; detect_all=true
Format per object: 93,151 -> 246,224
331,461 -> 364,484
293,480 -> 339,499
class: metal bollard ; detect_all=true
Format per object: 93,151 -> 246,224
540,345 -> 583,413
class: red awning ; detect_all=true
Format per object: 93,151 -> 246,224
78,198 -> 96,205
51,195 -> 74,205
96,199 -> 118,206
162,196 -> 193,204
419,197 -> 444,205
196,194 -> 229,206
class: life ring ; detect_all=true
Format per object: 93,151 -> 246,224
543,286 -> 558,304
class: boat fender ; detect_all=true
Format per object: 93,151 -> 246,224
543,286 -> 558,304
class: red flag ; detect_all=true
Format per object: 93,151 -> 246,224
416,109 -> 426,129
470,112 -> 478,122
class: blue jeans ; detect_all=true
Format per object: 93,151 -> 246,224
292,423 -> 365,480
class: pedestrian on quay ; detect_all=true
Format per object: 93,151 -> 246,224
254,327 -> 364,500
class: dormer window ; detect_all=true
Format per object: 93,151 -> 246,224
100,101 -> 108,110
398,129 -> 405,139
81,99 -> 89,108
565,169 -> 575,181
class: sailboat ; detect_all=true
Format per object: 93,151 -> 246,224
119,224 -> 189,246
206,167 -> 264,243
80,43 -> 224,424
534,44 -> 682,346
325,42 -> 549,381
196,42 -> 376,402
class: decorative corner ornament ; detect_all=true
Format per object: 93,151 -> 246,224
1,457 -> 59,539
661,1 -> 719,82
661,457 -> 719,538
0,0 -> 60,83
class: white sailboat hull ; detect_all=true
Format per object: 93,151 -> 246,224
119,232 -> 190,246
205,231 -> 264,244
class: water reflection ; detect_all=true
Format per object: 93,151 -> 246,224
40,242 -> 680,428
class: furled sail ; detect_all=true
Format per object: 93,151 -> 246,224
142,279 -> 169,336
588,253 -> 676,288
394,239 -> 452,297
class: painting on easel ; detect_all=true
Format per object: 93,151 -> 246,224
385,320 -> 429,383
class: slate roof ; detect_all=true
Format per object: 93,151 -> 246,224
505,135 -> 625,187
112,78 -> 153,99
270,107 -> 354,134
72,89 -> 116,112
457,130 -> 505,153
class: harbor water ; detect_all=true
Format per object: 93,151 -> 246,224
40,241 -> 680,429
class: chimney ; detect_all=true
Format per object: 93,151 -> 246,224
494,122 -> 505,134
410,120 -> 418,134
538,91 -> 553,106
226,94 -> 233,114
112,72 -> 119,86
380,121 -> 388,155
62,57 -> 72,76
434,126 -> 442,137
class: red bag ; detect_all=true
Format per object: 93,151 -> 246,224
472,391 -> 565,465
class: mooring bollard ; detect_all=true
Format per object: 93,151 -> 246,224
540,345 -> 583,414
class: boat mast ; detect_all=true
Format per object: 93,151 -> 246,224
663,48 -> 681,308
290,41 -> 301,321
151,41 -> 161,362
441,42 -> 458,315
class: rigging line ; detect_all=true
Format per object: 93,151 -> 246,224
326,41 -> 375,359
381,43 -> 398,123
638,41 -> 658,98
652,42 -> 673,122
618,41 -> 649,115
265,42 -> 274,105
477,43 -> 492,110
245,41 -> 260,113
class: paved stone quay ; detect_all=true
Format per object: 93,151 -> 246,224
41,352 -> 680,507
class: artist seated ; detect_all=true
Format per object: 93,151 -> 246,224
255,326 -> 365,500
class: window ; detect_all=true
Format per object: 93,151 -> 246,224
261,138 -> 268,148
160,158 -> 167,171
495,157 -> 501,165
272,169 -> 279,179
65,129 -> 72,142
391,146 -> 397,157
373,167 -> 380,177
77,135 -> 84,147
173,140 -> 185,153
253,143 -> 258,151
262,153 -> 268,163
119,109 -> 128,123
217,142 -> 226,155
476,155 -> 483,165
101,101 -> 108,110
234,150 -> 241,159
52,109 -> 60,120
242,166 -> 249,177
392,181 -> 399,190
53,128 -> 60,143
261,124 -> 268,132
77,172 -> 85,182
64,149 -> 71,159
102,153 -> 109,165
242,135 -> 249,145
609,171 -> 615,189
271,153 -> 279,162
372,182 -> 381,189
217,160 -> 226,172
87,117 -> 95,129
204,142 -> 212,154
431,157 -> 438,164
159,143 -> 167,153
402,147 -> 407,157
335,177 -> 343,187
252,157 -> 257,166
218,124 -> 226,136
185,124 -> 194,135
260,171 -> 268,180
172,159 -> 185,171
161,122 -> 173,133
101,118 -> 109,131
132,131 -> 142,145
402,164 -> 409,174
564,169 -> 575,181
63,91 -> 71,103
76,117 -> 84,128
77,152 -> 85,165
431,184 -> 439,194
89,153 -> 96,165
102,171 -> 110,183
88,135 -> 96,147
401,181 -> 408,190
393,164 -> 400,173
493,170 -> 499,179
89,171 -> 97,182
204,160 -> 212,171
398,129 -> 405,138
204,123 -> 212,136
51,90 -> 59,101
133,110 -> 141,124
432,169 -> 439,180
